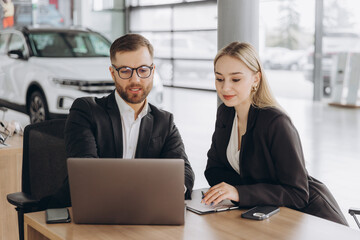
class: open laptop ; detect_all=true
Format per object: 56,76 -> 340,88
67,158 -> 185,225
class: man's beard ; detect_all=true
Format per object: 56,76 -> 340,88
115,82 -> 153,104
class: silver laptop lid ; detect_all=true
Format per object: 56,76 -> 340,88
67,158 -> 185,225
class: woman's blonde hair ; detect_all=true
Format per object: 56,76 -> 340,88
214,42 -> 280,109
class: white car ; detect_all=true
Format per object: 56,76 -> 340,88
0,26 -> 164,123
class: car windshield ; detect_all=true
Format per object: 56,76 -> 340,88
28,31 -> 111,57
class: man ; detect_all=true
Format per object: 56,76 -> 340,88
57,33 -> 194,205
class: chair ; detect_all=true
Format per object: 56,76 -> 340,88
349,208 -> 360,229
7,119 -> 68,240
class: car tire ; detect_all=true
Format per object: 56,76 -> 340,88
28,91 -> 49,123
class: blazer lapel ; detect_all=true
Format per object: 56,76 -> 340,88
135,107 -> 153,158
218,106 -> 235,169
106,91 -> 123,158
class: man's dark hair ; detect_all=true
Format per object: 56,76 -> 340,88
110,33 -> 154,62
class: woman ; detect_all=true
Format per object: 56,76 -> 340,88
202,42 -> 348,225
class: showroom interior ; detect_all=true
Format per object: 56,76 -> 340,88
1,0 -> 360,235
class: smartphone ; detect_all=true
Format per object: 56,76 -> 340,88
45,208 -> 71,224
241,206 -> 279,220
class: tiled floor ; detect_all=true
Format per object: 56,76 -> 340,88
2,86 -> 360,229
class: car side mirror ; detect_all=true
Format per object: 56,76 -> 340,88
8,50 -> 27,60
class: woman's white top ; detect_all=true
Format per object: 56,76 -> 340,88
226,113 -> 241,174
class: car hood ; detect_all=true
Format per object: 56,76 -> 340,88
29,57 -> 112,81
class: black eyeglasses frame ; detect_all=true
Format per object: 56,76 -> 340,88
111,64 -> 154,79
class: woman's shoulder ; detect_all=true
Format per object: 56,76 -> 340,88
256,106 -> 291,125
216,103 -> 235,118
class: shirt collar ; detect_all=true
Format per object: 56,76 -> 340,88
114,90 -> 149,120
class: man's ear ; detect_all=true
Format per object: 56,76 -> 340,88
109,66 -> 116,81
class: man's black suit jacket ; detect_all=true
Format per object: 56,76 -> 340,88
48,91 -> 194,206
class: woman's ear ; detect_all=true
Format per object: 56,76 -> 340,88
254,71 -> 261,85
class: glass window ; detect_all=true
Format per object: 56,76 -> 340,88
36,4 -> 64,26
144,32 -> 172,58
130,0 -> 182,6
130,8 -> 172,31
173,4 -> 216,30
321,0 -> 360,96
89,34 -> 110,56
129,1 -> 217,89
259,0 -> 314,100
8,34 -> 25,56
93,0 -> 124,11
29,32 -> 111,57
173,59 -> 214,89
173,32 -> 216,59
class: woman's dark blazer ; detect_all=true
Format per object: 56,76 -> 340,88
205,104 -> 348,225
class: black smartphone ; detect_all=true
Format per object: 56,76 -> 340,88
45,208 -> 71,224
241,206 -> 280,220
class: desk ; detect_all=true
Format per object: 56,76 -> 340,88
0,135 -> 23,240
24,207 -> 360,240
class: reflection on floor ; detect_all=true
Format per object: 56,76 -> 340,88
1,86 -> 360,229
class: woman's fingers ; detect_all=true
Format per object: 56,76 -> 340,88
201,182 -> 239,205
202,183 -> 227,205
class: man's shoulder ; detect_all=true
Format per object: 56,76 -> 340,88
148,103 -> 172,118
72,94 -> 110,109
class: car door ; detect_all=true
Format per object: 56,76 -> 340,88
2,32 -> 29,104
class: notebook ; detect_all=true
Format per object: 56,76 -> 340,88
185,188 -> 239,214
67,158 -> 185,225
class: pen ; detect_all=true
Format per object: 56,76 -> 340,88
201,191 -> 205,199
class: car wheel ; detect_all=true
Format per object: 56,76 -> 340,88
28,91 -> 49,123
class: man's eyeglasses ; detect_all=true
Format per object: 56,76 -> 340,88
111,64 -> 154,79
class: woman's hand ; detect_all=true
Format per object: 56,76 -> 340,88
201,182 -> 239,206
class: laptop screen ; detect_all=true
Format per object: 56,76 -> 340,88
67,158 -> 185,225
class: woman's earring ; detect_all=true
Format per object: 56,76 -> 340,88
252,85 -> 258,92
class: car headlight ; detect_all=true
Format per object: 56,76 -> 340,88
53,78 -> 85,89
52,78 -> 115,94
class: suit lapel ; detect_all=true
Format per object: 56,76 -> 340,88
106,91 -> 123,158
135,107 -> 153,158
218,106 -> 236,169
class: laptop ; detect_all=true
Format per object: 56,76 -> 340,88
185,188 -> 239,214
67,158 -> 185,225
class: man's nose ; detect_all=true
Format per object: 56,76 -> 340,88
129,70 -> 141,83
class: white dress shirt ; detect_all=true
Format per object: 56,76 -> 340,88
226,113 -> 241,174
115,92 -> 149,159
115,92 -> 187,193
